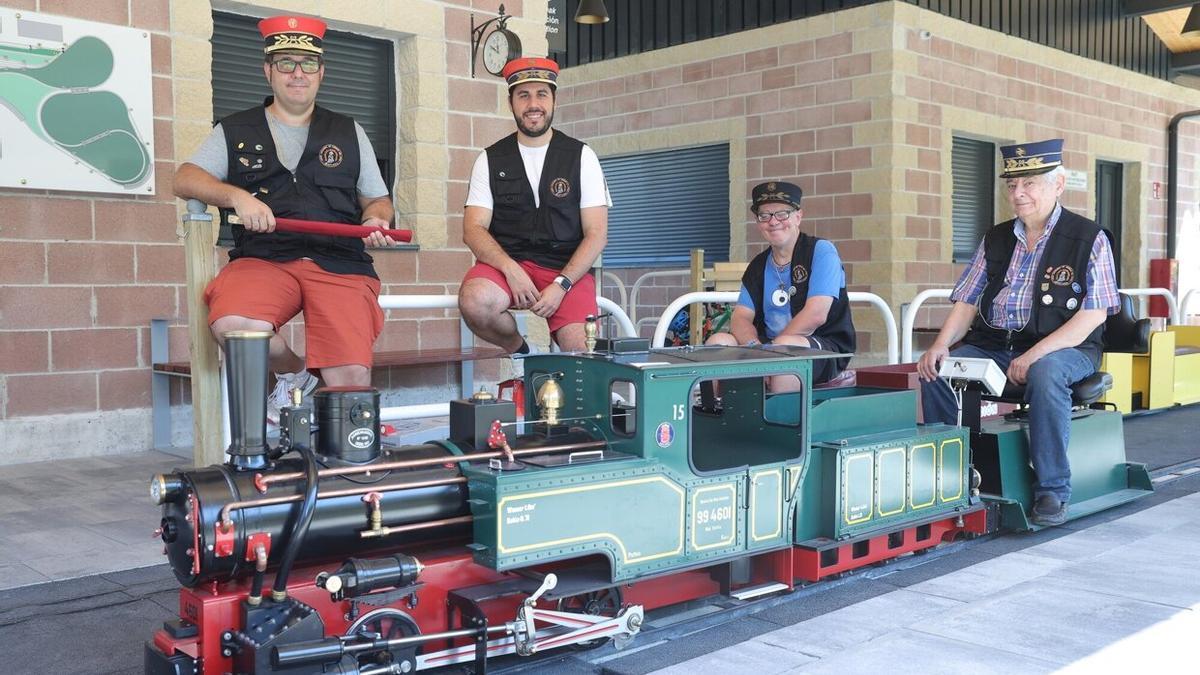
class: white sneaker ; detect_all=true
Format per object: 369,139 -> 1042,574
267,370 -> 319,425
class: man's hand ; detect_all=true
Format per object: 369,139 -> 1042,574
505,266 -> 539,309
917,344 -> 949,382
232,191 -> 276,232
360,216 -> 398,247
530,282 -> 566,318
1006,351 -> 1041,385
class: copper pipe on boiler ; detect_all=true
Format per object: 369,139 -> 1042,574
220,476 -> 468,530
359,514 -> 475,539
255,439 -> 608,492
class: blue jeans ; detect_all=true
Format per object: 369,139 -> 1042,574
920,344 -> 1096,503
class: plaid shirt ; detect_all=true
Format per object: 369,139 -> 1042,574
951,204 -> 1120,329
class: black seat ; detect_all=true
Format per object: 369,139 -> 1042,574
985,292 -> 1145,408
1104,293 -> 1150,354
992,371 -> 1113,407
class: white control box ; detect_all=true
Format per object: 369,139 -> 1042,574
938,356 -> 1007,396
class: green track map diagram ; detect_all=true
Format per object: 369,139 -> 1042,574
0,10 -> 154,194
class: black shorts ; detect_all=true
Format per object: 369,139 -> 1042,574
804,335 -> 845,385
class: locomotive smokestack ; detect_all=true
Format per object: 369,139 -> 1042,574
223,330 -> 272,470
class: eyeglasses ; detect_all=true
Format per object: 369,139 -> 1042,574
756,209 -> 795,223
271,57 -> 323,74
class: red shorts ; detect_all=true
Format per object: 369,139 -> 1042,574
462,260 -> 597,333
204,258 -> 383,369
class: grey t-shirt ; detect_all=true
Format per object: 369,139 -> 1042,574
187,111 -> 389,198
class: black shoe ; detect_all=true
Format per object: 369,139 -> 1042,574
1030,494 -> 1067,526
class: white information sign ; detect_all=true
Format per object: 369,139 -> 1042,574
0,9 -> 155,194
1065,169 -> 1088,192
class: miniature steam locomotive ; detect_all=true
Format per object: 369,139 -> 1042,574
145,330 -> 1151,674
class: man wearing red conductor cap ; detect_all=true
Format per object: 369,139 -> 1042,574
458,57 -> 612,354
174,15 -> 398,423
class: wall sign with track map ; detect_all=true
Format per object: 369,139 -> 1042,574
0,9 -> 154,194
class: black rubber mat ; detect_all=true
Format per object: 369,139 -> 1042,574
1121,404 -> 1200,469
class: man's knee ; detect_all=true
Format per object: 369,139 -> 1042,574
773,335 -> 811,348
210,315 -> 273,343
458,280 -> 508,319
705,333 -> 738,346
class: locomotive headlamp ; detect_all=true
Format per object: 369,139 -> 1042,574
536,377 -> 564,425
149,473 -> 182,505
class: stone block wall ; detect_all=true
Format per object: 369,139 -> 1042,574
554,2 -> 1200,360
0,0 -> 546,463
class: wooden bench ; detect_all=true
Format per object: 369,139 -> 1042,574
150,318 -> 509,450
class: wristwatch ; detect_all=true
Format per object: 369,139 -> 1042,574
553,275 -> 572,292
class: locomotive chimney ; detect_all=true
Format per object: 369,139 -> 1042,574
223,330 -> 272,470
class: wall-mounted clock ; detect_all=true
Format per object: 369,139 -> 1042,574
483,27 -> 522,76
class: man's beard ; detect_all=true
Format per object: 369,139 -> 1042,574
514,108 -> 553,137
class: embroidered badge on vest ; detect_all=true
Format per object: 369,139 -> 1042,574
319,144 -> 343,168
1049,265 -> 1074,286
549,177 -> 571,198
792,264 -> 809,284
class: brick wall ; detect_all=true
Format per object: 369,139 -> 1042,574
0,0 -> 546,463
0,0 -> 179,460
554,1 -> 1200,361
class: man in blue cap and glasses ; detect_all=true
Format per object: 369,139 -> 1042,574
916,139 -> 1120,526
705,181 -> 856,387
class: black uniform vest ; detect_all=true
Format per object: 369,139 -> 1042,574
742,233 -> 857,373
963,207 -> 1105,365
221,98 -> 376,278
485,131 -> 585,269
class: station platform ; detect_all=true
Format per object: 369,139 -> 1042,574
0,406 -> 1197,674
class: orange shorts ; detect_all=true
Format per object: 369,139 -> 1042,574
462,260 -> 597,334
204,258 -> 383,370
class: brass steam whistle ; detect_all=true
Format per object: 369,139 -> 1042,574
536,377 -> 563,425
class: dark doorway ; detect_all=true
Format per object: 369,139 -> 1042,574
1096,160 -> 1124,285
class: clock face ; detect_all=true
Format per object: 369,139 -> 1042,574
483,30 -> 511,76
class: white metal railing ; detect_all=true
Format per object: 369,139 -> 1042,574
600,271 -> 628,317
651,291 -> 899,364
629,270 -> 691,324
1183,288 -> 1198,323
376,294 -> 636,338
373,294 -> 636,422
901,289 -> 953,363
1120,287 -> 1179,325
597,297 -> 638,338
901,287 -> 1183,363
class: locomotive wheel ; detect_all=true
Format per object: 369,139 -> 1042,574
346,607 -> 421,670
555,587 -> 623,650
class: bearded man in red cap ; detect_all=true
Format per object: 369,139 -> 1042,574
174,16 -> 398,423
458,57 -> 611,353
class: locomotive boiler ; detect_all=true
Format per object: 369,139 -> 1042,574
146,330 -> 1152,675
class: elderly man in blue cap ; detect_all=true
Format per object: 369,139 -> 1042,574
916,139 -> 1120,526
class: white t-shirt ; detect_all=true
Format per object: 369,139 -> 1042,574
465,139 -> 613,210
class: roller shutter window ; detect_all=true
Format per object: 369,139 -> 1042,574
210,11 -> 396,187
599,144 -> 731,268
951,136 -> 995,264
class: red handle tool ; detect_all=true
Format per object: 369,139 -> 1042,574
228,214 -> 413,243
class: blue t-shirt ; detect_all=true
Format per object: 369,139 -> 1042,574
736,239 -> 844,340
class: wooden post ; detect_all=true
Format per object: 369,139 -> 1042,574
690,248 -> 705,346
182,202 -> 224,466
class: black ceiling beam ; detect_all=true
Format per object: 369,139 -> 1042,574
1170,49 -> 1200,74
1122,1 -> 1196,16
